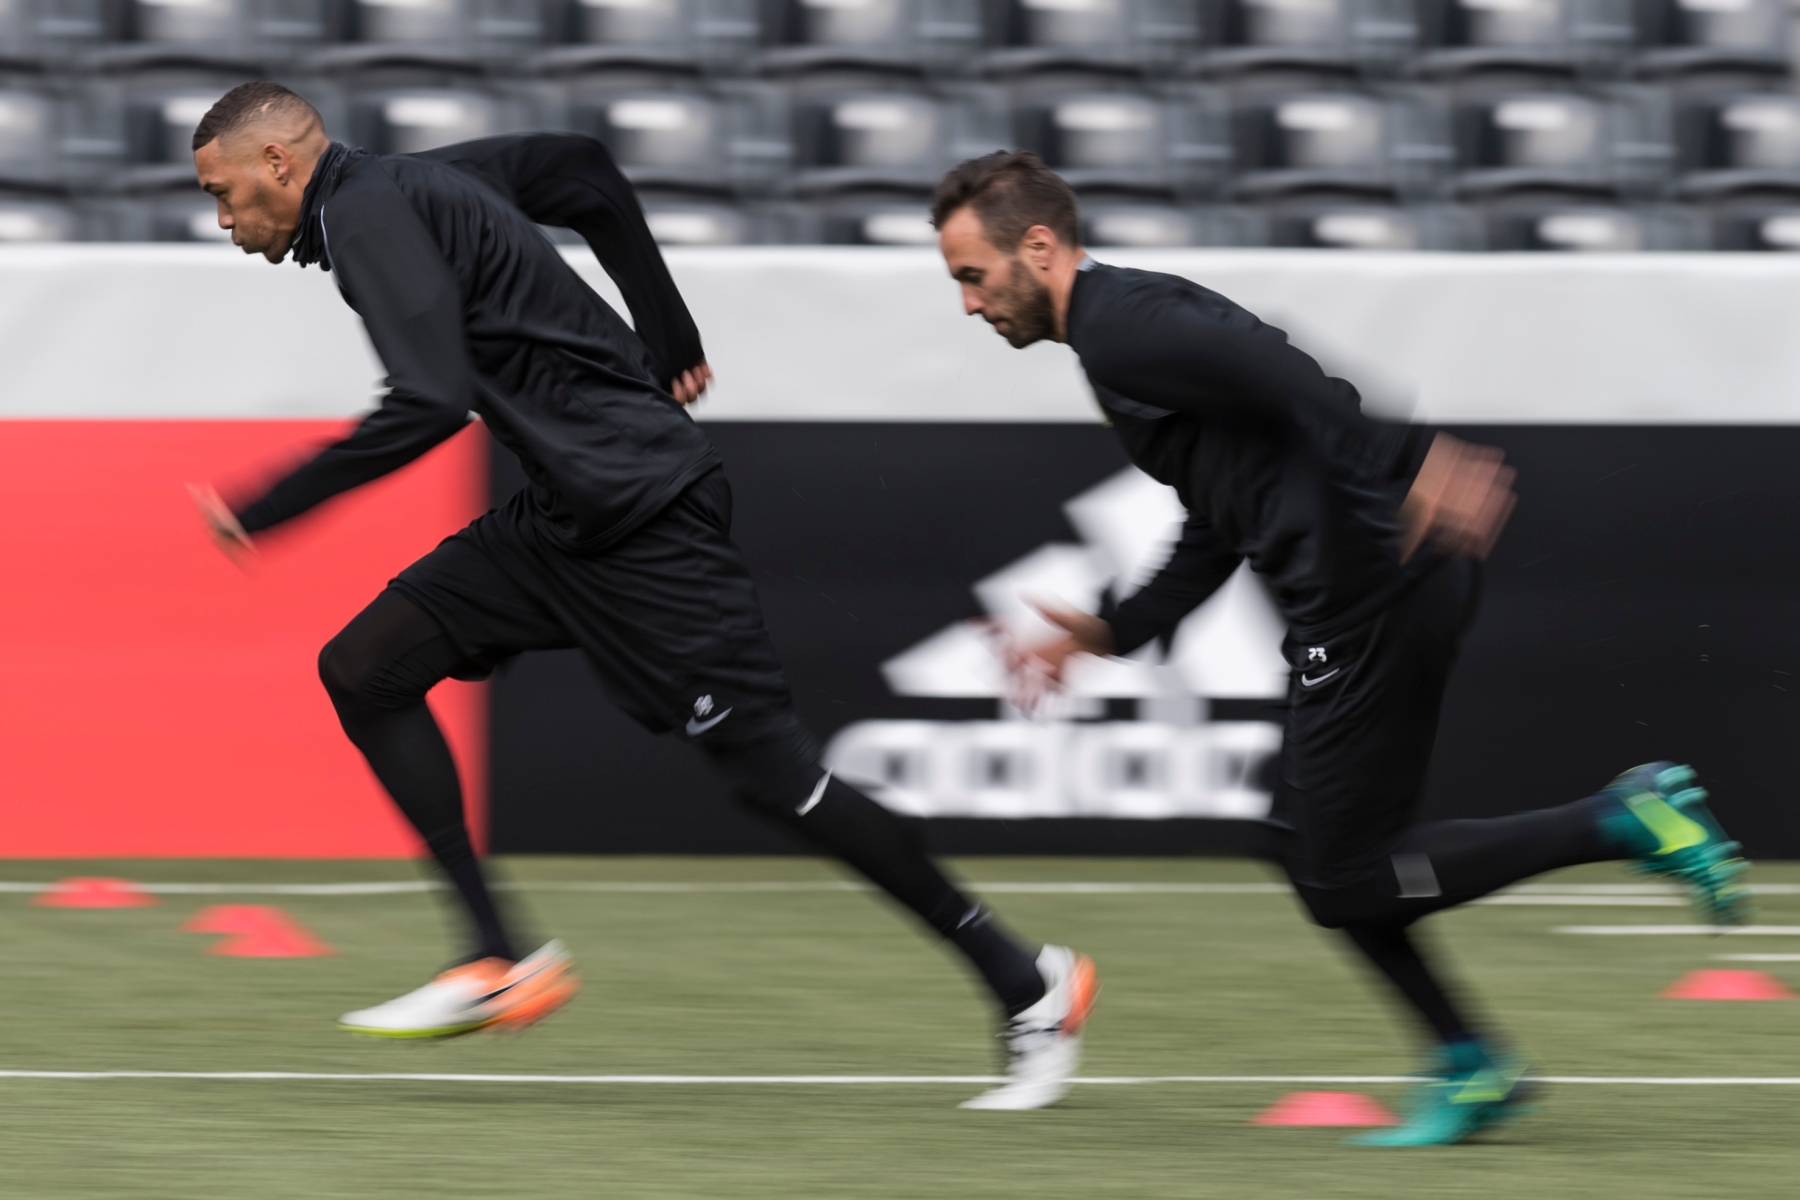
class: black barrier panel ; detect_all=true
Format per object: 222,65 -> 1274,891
488,423 -> 1800,859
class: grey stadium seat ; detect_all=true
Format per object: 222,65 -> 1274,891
1228,89 -> 1446,200
1261,199 -> 1479,248
107,0 -> 326,60
0,195 -> 77,239
1196,0 -> 1419,76
0,0 -> 107,61
1634,0 -> 1790,75
1674,91 -> 1800,196
347,87 -> 508,154
981,0 -> 1201,74
790,85 -> 956,191
758,0 -> 978,70
0,86 -> 63,187
1418,0 -> 1634,76
1450,87 -> 1667,199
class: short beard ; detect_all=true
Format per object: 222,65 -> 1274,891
994,263 -> 1057,348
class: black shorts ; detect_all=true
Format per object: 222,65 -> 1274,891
391,467 -> 795,742
1271,557 -> 1482,896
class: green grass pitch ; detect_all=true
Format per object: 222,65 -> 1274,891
1,855 -> 1798,1199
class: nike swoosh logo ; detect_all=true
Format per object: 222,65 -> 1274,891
1299,669 -> 1341,688
686,707 -> 733,735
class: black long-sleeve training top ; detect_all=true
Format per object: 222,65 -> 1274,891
232,135 -> 717,551
1071,260 -> 1434,654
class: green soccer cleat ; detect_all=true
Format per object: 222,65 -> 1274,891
1599,763 -> 1752,926
1349,1042 -> 1535,1147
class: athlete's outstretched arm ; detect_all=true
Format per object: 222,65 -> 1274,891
1104,513 -> 1244,655
228,190 -> 474,536
1004,512 -> 1241,704
423,134 -> 706,398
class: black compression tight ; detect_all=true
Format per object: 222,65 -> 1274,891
1274,796 -> 1618,1045
319,589 -> 1045,1014
320,589 -> 517,963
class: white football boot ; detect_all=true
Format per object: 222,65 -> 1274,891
960,944 -> 1099,1111
338,940 -> 578,1039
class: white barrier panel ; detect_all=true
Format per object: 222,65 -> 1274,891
4,245 -> 1800,423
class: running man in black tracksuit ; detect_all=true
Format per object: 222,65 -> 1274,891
931,151 -> 1752,1144
187,83 -> 1095,1110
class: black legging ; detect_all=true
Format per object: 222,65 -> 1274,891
1266,798 -> 1616,1043
318,588 -> 1045,1013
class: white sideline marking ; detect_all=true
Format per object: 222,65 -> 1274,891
1715,954 -> 1800,962
3,1070 -> 1800,1086
0,881 -> 1795,899
1558,926 -> 1800,935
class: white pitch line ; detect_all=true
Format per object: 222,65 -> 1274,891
1557,925 -> 1800,935
2,880 -> 1797,900
3,1070 -> 1800,1086
1715,954 -> 1800,962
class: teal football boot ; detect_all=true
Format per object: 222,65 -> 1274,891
1349,1041 -> 1535,1147
1597,763 -> 1751,926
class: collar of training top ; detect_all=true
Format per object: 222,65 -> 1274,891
289,141 -> 363,271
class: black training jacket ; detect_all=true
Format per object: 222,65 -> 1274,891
232,135 -> 718,552
1070,260 -> 1434,653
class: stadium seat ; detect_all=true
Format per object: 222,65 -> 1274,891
1261,198 -> 1479,247
542,0 -> 761,63
1476,193 -> 1703,247
980,0 -> 1201,75
757,0 -> 979,71
0,0 -> 106,62
1674,89 -> 1800,196
1195,0 -> 1419,77
785,189 -> 936,241
347,86 -> 509,153
324,0 -> 539,58
1701,190 -> 1800,248
1449,85 -> 1669,200
1228,88 -> 1447,200
0,84 -> 63,187
105,0 -> 327,60
560,85 -> 733,189
1634,0 -> 1790,75
636,188 -> 764,241
0,193 -> 77,238
787,80 -> 963,192
1010,82 -> 1208,192
1080,190 -> 1258,244
79,61 -> 260,188
1417,0 -> 1634,77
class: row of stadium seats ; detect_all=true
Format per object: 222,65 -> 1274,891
4,65 -> 1799,201
7,188 -> 1799,248
0,0 -> 1793,77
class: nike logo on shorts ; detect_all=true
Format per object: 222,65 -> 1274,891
1299,668 -> 1341,688
686,708 -> 733,735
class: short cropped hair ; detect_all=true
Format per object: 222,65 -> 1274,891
191,82 -> 321,152
930,151 -> 1081,252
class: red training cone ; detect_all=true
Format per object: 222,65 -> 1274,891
1661,969 -> 1795,1000
1251,1091 -> 1399,1127
182,905 -> 335,958
33,877 -> 157,908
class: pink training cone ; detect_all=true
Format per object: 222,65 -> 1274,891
1660,969 -> 1795,1000
1251,1091 -> 1399,1127
183,905 -> 335,958
33,877 -> 158,908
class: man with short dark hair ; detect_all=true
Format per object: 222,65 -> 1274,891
933,149 -> 1751,1144
187,85 -> 1095,1110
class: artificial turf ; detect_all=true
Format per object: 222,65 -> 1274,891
0,855 -> 1796,1199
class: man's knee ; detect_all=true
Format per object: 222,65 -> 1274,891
704,719 -> 824,819
318,628 -> 441,713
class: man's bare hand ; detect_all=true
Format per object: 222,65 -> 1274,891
990,600 -> 1115,712
1400,433 -> 1518,563
672,361 -> 713,406
188,482 -> 257,570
